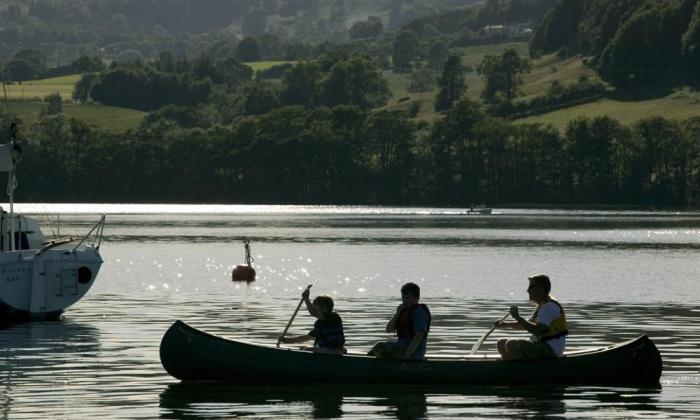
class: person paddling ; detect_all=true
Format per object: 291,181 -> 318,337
494,274 -> 568,360
278,288 -> 345,355
368,282 -> 431,360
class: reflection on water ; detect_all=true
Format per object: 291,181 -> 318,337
1,297 -> 699,419
0,321 -> 102,419
159,383 -> 581,419
1,207 -> 700,418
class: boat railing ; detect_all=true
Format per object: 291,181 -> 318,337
36,236 -> 77,255
72,215 -> 106,252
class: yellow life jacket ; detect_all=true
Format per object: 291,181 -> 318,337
533,296 -> 568,342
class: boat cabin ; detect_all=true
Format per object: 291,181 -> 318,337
0,207 -> 47,251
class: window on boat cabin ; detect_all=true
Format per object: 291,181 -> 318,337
13,232 -> 30,250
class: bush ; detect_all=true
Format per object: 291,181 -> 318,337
489,79 -> 607,118
408,100 -> 421,117
256,63 -> 294,79
42,92 -> 63,115
72,73 -> 98,103
90,67 -> 212,111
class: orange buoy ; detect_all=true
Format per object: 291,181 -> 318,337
232,264 -> 256,282
232,239 -> 256,282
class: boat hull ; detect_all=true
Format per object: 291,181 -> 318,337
0,246 -> 102,320
160,321 -> 663,385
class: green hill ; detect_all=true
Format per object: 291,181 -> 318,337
380,42 -> 531,122
380,41 -> 700,128
6,101 -> 146,131
517,86 -> 700,130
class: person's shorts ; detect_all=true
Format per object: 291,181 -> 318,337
504,339 -> 555,359
368,341 -> 407,358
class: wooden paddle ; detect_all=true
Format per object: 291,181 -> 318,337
470,312 -> 510,355
277,284 -> 312,348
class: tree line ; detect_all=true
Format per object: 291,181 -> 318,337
3,100 -> 699,207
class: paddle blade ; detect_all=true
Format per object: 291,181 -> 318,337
470,312 -> 510,355
470,330 -> 492,355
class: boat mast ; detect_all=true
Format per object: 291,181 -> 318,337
7,157 -> 15,252
3,122 -> 19,253
2,66 -> 15,252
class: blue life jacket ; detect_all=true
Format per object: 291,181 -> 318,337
313,312 -> 345,349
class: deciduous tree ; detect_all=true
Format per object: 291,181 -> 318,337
477,48 -> 531,102
392,31 -> 419,71
435,55 -> 466,111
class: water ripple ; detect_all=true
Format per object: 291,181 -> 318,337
1,297 -> 699,419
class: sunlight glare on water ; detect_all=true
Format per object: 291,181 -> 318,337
1,205 -> 700,419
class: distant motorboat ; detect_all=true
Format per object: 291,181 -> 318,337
0,140 -> 105,322
466,205 -> 492,215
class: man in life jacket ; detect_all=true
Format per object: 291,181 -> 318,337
278,288 -> 345,355
494,274 -> 568,360
368,282 -> 431,359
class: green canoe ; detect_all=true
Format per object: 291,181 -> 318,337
159,320 -> 662,385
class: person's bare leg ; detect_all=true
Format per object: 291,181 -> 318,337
504,339 -> 530,360
497,338 -> 509,359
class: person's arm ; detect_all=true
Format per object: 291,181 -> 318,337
386,304 -> 404,333
509,305 -> 549,336
278,334 -> 314,344
495,310 -> 537,330
302,288 -> 324,319
495,320 -> 526,330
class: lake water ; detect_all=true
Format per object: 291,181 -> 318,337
1,205 -> 700,418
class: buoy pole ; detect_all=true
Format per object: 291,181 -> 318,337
232,238 -> 256,282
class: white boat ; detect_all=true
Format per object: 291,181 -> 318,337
0,139 -> 105,321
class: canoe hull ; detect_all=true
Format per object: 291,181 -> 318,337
160,321 -> 662,385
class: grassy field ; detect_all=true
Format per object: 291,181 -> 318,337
517,87 -> 700,130
23,74 -> 82,85
519,54 -> 600,100
3,74 -> 144,131
2,74 -> 80,100
6,101 -> 146,131
514,56 -> 700,130
244,61 -> 296,71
